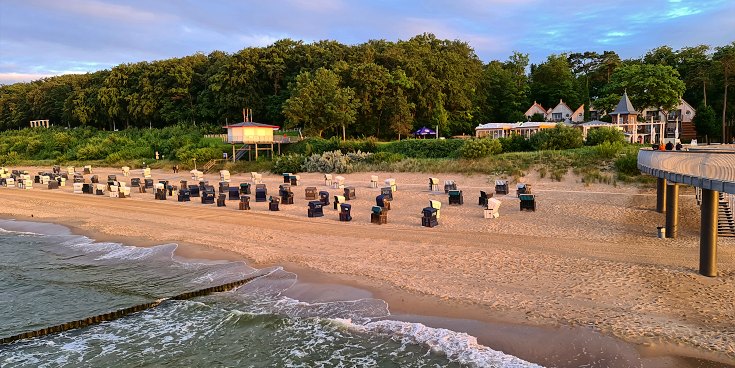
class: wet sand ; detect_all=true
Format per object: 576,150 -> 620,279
1,166 -> 733,367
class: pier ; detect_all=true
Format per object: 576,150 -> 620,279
638,146 -> 735,277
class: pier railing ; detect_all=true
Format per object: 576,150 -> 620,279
637,149 -> 735,194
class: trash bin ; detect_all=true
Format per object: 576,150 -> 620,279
657,226 -> 666,239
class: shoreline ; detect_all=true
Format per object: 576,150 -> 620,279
1,167 -> 734,367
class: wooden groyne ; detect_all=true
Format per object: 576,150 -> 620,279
0,274 -> 264,345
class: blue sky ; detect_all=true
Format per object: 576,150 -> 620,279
1,0 -> 733,85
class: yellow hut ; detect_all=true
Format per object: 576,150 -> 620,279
222,122 -> 280,161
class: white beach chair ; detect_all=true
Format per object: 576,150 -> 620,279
122,166 -> 130,177
73,182 -> 83,194
370,175 -> 378,188
143,167 -> 152,179
251,172 -> 262,184
109,185 -> 119,198
5,177 -> 15,187
333,176 -> 345,189
83,165 -> 93,174
67,166 -> 75,176
429,200 -> 442,219
429,177 -> 439,191
484,198 -> 502,219
220,170 -> 231,183
324,174 -> 333,186
385,178 -> 397,192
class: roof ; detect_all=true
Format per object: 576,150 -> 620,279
551,99 -> 573,114
222,122 -> 280,129
572,104 -> 584,116
524,101 -> 546,116
610,91 -> 638,115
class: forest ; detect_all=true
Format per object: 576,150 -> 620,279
0,34 -> 733,141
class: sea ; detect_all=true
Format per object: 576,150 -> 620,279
0,219 -> 540,368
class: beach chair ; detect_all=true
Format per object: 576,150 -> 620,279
218,181 -> 229,195
67,166 -> 75,176
478,191 -> 493,206
119,184 -> 130,198
74,174 -> 84,183
190,170 -> 203,181
201,186 -> 215,204
370,175 -> 379,188
143,167 -> 151,179
484,198 -> 502,219
220,170 -> 231,183
239,183 -> 251,195
429,200 -> 441,219
516,183 -> 531,197
238,195 -> 250,210
5,177 -> 15,188
279,184 -> 294,204
122,166 -> 130,177
308,200 -> 324,217
343,186 -> 356,200
83,165 -> 92,174
154,183 -> 166,200
255,184 -> 267,202
52,165 -> 61,174
228,186 -> 240,201
421,207 -> 438,228
319,191 -> 330,206
429,177 -> 440,192
380,187 -> 393,201
268,196 -> 280,211
333,176 -> 345,189
333,195 -> 345,210
217,193 -> 227,207
47,179 -> 59,190
178,188 -> 191,202
339,203 -> 352,221
519,194 -> 536,211
376,194 -> 391,211
40,175 -> 51,185
305,187 -> 317,200
90,175 -> 99,184
282,173 -> 292,183
289,175 -> 299,186
444,180 -> 457,193
188,185 -> 200,197
109,184 -> 119,198
95,183 -> 105,195
130,178 -> 141,188
324,174 -> 333,186
371,206 -> 387,224
251,172 -> 263,184
448,190 -> 463,205
385,178 -> 397,192
144,179 -> 154,189
73,182 -> 83,194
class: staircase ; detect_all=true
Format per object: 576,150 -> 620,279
719,193 -> 735,237
235,147 -> 250,161
681,121 -> 697,141
202,159 -> 220,174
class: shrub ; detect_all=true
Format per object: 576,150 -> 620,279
498,135 -> 532,152
271,154 -> 306,174
367,151 -> 404,164
379,139 -> 465,158
458,138 -> 502,159
529,124 -> 583,150
614,151 -> 640,176
586,127 -> 625,146
592,141 -> 624,159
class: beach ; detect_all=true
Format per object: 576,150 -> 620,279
1,167 -> 733,367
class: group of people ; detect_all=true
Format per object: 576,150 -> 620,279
652,142 -> 683,151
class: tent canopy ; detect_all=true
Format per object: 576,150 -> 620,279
414,126 -> 436,136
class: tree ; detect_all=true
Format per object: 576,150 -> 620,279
387,87 -> 414,139
529,54 -> 581,110
476,61 -> 524,122
602,64 -> 686,113
693,104 -> 719,143
282,68 -> 359,138
713,42 -> 735,141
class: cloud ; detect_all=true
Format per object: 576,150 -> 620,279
25,0 -> 163,23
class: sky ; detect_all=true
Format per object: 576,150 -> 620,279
1,0 -> 733,85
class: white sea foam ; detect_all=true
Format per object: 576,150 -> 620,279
336,319 -> 544,368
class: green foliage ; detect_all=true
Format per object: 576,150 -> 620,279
602,64 -> 686,112
585,127 -> 625,146
498,135 -> 533,152
692,104 -> 719,141
614,151 -> 640,176
302,150 -> 372,173
458,138 -> 502,159
529,124 -> 584,150
592,141 -> 625,159
379,138 -> 465,158
367,151 -> 405,164
271,154 -> 306,174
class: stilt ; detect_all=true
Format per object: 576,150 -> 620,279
656,178 -> 667,213
665,183 -> 679,238
699,189 -> 718,277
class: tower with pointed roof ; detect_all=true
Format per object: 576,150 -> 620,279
608,91 -> 639,126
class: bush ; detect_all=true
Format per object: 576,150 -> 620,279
586,127 -> 625,146
592,141 -> 624,159
498,135 -> 532,152
614,151 -> 639,176
271,154 -> 306,174
367,151 -> 404,164
458,138 -> 502,159
529,124 -> 583,150
379,139 -> 465,158
302,150 -> 373,173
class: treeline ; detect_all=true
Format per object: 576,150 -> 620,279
0,34 -> 733,139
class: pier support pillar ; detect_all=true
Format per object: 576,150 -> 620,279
665,183 -> 679,239
699,189 -> 718,277
656,178 -> 667,213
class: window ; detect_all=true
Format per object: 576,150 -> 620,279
552,113 -> 562,121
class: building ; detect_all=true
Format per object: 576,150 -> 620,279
524,102 -> 547,120
475,121 -> 564,139
223,121 -> 279,143
608,91 -> 639,125
640,99 -> 697,140
548,99 -> 574,122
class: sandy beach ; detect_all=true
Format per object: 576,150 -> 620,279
1,167 -> 733,367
